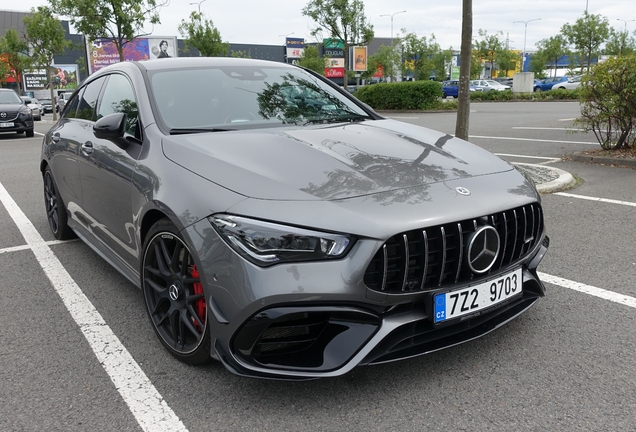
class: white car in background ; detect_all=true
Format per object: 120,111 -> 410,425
551,75 -> 582,90
470,79 -> 511,92
20,96 -> 42,121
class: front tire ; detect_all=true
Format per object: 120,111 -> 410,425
43,166 -> 76,240
26,129 -> 34,137
142,219 -> 211,365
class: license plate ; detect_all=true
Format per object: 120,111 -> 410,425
0,122 -> 14,127
434,268 -> 522,323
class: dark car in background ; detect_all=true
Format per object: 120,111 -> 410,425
41,57 -> 549,379
0,88 -> 35,137
40,98 -> 54,114
533,76 -> 569,92
441,80 -> 483,98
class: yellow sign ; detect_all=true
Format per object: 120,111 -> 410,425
353,46 -> 367,72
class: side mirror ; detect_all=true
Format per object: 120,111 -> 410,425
93,112 -> 129,148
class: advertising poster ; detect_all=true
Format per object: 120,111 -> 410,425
24,65 -> 79,91
352,46 -> 367,72
326,58 -> 345,68
87,36 -> 177,74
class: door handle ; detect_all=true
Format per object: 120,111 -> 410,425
81,141 -> 94,155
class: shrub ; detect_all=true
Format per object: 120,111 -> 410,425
355,81 -> 442,110
576,55 -> 636,150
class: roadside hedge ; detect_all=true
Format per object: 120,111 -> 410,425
355,81 -> 442,110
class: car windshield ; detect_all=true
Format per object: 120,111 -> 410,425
0,92 -> 22,104
149,65 -> 371,131
485,80 -> 501,85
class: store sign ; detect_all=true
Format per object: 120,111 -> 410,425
286,38 -> 305,59
325,67 -> 345,78
324,49 -> 344,58
326,58 -> 344,68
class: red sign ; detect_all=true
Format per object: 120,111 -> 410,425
325,67 -> 345,78
373,65 -> 384,78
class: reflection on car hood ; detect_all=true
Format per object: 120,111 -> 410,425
162,119 -> 514,200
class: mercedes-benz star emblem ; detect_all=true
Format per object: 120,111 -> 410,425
467,226 -> 500,274
456,187 -> 470,196
168,283 -> 181,301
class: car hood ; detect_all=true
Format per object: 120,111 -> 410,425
161,119 -> 514,201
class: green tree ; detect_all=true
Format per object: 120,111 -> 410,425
24,6 -> 70,121
495,48 -> 517,77
49,0 -> 166,62
605,28 -> 636,56
431,48 -> 454,81
401,31 -> 441,81
576,55 -> 636,149
0,29 -> 31,94
296,45 -> 326,75
361,43 -> 400,82
178,11 -> 228,57
475,29 -> 504,78
533,35 -> 570,77
230,50 -> 251,58
302,0 -> 374,91
561,12 -> 610,73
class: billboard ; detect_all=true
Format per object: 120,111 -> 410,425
24,65 -> 79,91
325,68 -> 345,78
352,46 -> 367,72
286,37 -> 305,59
87,36 -> 178,74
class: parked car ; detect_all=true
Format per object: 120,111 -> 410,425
0,88 -> 34,137
551,75 -> 582,90
56,92 -> 73,113
40,98 -> 54,114
533,76 -> 569,92
441,80 -> 483,98
20,96 -> 42,121
470,79 -> 511,92
493,77 -> 513,86
41,57 -> 549,379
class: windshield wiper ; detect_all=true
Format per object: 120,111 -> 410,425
169,127 -> 236,135
302,114 -> 369,126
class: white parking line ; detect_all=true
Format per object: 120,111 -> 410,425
554,192 -> 636,207
539,272 -> 636,309
0,239 -> 78,254
512,127 -> 586,132
0,182 -> 187,432
470,135 -> 597,145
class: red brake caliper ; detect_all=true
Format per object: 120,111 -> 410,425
190,264 -> 206,332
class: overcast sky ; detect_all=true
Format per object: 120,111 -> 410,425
9,0 -> 636,52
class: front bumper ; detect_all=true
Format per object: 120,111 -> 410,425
185,212 -> 549,380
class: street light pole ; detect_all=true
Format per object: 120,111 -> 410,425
617,18 -> 635,32
189,0 -> 207,13
380,10 -> 406,46
513,18 -> 541,73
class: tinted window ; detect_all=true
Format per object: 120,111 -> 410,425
97,74 -> 139,136
76,77 -> 106,121
63,90 -> 83,119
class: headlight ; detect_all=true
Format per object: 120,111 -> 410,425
210,214 -> 353,266
19,107 -> 32,118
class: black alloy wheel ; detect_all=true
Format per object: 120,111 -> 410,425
142,220 -> 211,365
43,166 -> 75,240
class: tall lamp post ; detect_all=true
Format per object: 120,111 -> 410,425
380,10 -> 406,45
189,0 -> 207,13
513,18 -> 541,72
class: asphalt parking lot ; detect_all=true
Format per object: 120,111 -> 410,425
1,102 -> 635,431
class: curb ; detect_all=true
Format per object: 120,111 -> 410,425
512,163 -> 577,194
570,152 -> 636,168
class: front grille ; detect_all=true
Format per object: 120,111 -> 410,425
363,203 -> 543,293
0,111 -> 19,121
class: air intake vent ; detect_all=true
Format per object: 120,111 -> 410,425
363,203 -> 543,293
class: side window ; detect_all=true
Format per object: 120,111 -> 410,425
76,77 -> 107,121
97,74 -> 139,137
63,90 -> 82,119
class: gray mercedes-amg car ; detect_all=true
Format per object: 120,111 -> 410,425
40,57 -> 548,380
